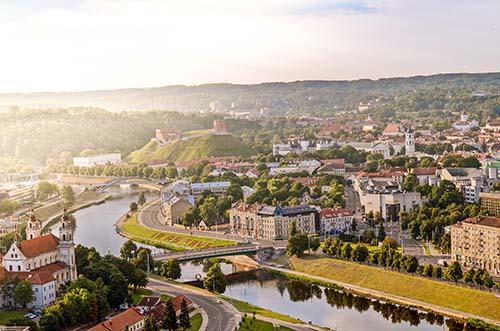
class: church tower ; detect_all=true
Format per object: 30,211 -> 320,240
58,210 -> 77,281
405,128 -> 415,155
26,211 -> 42,240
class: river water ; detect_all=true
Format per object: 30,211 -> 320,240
62,187 -> 462,331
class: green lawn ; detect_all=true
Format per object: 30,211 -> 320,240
188,313 -> 203,331
130,288 -> 153,305
0,310 -> 26,324
289,256 -> 500,322
221,296 -> 301,324
119,215 -> 235,251
238,317 -> 294,331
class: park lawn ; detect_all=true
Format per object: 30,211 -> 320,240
188,313 -> 203,331
0,310 -> 26,324
238,317 -> 294,331
289,256 -> 500,322
130,288 -> 153,305
120,215 -> 235,251
221,296 -> 301,324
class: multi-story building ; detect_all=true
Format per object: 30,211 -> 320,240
190,181 -> 230,196
213,119 -> 228,134
72,153 -> 121,167
483,160 -> 500,188
451,216 -> 500,276
229,203 -> 319,240
411,167 -> 439,185
89,307 -> 145,331
441,168 -> 485,203
319,208 -> 354,235
162,195 -> 192,227
480,192 -> 500,216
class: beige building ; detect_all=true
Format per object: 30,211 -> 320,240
162,196 -> 192,226
451,216 -> 500,276
230,203 -> 318,240
480,192 -> 500,216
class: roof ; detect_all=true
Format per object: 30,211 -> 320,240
413,167 -> 438,176
147,302 -> 166,321
383,123 -> 401,134
462,216 -> 500,229
258,205 -> 317,217
233,203 -> 261,213
191,181 -> 230,190
171,294 -> 193,312
89,308 -> 144,331
320,208 -> 353,218
137,296 -> 161,308
17,234 -> 59,258
6,270 -> 54,285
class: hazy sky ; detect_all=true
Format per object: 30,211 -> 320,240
0,0 -> 499,92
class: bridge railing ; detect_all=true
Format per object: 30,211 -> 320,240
152,243 -> 259,258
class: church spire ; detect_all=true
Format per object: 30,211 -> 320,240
26,210 -> 42,240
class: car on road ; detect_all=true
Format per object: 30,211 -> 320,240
216,299 -> 223,304
24,313 -> 37,320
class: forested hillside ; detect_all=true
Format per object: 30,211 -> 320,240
0,73 -> 498,113
0,108 -> 258,168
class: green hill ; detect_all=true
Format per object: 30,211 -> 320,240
127,133 -> 255,164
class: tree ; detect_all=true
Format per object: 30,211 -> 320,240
133,268 -> 148,290
433,266 -> 443,279
179,299 -> 191,330
13,280 -> 33,308
290,221 -> 298,237
162,259 -> 182,280
120,240 -> 137,261
286,234 -> 308,257
423,264 -> 434,277
377,223 -> 386,242
138,192 -> 146,206
403,173 -> 418,192
481,270 -> 494,288
36,181 -> 58,201
310,237 -> 321,253
463,268 -> 476,284
444,262 -> 463,283
129,202 -> 138,212
61,185 -> 75,206
353,245 -> 369,262
340,242 -> 352,260
162,300 -> 178,331
144,316 -> 158,331
403,256 -> 419,273
203,263 -> 226,293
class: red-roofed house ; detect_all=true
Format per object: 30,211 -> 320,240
89,308 -> 145,331
319,208 -> 354,235
382,123 -> 403,137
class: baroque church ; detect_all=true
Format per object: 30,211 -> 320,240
0,210 -> 77,308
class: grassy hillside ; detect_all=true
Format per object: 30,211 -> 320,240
127,132 -> 255,163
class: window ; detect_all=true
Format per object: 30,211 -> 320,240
17,266 -> 21,271
9,266 -> 12,271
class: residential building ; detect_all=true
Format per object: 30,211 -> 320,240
0,217 -> 20,236
452,113 -> 479,132
411,167 -> 439,185
136,296 -> 162,314
480,192 -> 500,216
382,123 -> 402,137
89,307 -> 144,331
451,216 -> 500,276
481,118 -> 500,133
72,153 -> 121,167
229,203 -> 319,240
319,208 -> 354,235
162,195 -> 192,226
316,159 -> 346,176
441,168 -> 485,203
190,181 -> 230,195
0,211 -> 77,308
483,160 -> 500,188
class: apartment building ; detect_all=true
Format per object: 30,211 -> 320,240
451,216 -> 500,276
319,208 -> 354,235
480,192 -> 500,216
441,168 -> 485,203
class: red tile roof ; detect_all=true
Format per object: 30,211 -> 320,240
6,270 -> 54,285
171,294 -> 193,312
413,167 -> 438,176
383,123 -> 401,134
137,296 -> 161,308
320,208 -> 353,218
17,234 -> 59,258
89,308 -> 144,331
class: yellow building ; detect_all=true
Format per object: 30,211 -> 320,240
480,192 -> 500,216
451,216 -> 500,276
162,196 -> 192,227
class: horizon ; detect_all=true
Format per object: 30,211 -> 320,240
1,0 -> 499,93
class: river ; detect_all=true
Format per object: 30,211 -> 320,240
61,187 -> 461,331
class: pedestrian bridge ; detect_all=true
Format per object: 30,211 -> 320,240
152,244 -> 265,261
91,177 -> 162,192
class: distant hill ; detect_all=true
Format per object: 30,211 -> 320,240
1,72 -> 499,112
126,132 -> 255,164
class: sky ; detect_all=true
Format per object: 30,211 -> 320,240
0,0 -> 499,93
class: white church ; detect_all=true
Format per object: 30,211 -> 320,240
1,211 -> 77,308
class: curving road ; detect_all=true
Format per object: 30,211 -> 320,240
148,278 -> 240,331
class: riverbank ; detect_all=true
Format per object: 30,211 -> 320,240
116,213 -> 235,251
28,190 -> 111,231
265,256 -> 500,327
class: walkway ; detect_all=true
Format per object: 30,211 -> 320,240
153,244 -> 262,261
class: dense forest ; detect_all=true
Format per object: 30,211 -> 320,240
0,73 -> 499,113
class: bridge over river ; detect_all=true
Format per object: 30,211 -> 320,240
152,243 -> 272,261
91,177 -> 162,192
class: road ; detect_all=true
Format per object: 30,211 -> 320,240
148,278 -> 240,331
139,200 -> 288,248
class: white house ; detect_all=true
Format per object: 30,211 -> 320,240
319,208 -> 354,235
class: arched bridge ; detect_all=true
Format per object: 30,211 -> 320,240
152,244 -> 270,262
91,177 -> 162,192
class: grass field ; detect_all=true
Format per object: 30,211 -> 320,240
289,256 -> 500,322
221,296 -> 301,324
237,317 -> 294,331
188,313 -> 203,331
127,133 -> 255,164
119,215 -> 235,250
0,310 -> 25,324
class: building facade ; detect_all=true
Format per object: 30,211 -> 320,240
319,208 -> 354,235
162,196 -> 192,226
72,153 -> 121,167
451,216 -> 500,276
480,192 -> 500,216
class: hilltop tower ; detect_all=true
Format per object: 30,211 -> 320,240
405,128 -> 415,155
58,210 -> 77,281
26,211 -> 42,240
